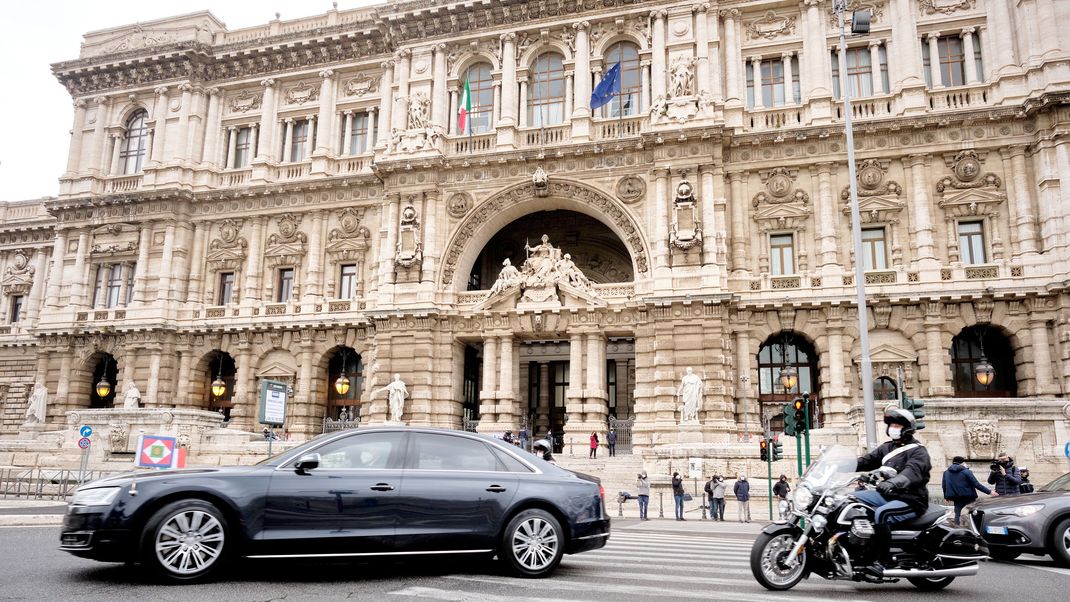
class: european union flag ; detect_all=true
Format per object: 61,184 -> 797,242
590,62 -> 622,110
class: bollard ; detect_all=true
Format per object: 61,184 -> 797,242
658,490 -> 664,518
618,498 -> 624,518
702,499 -> 707,520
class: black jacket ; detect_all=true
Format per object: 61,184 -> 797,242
856,436 -> 932,513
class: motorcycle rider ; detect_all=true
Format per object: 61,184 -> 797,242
532,439 -> 557,465
854,407 -> 932,575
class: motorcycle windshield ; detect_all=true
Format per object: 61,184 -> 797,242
800,445 -> 859,492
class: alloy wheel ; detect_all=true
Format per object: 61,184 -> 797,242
154,509 -> 225,575
759,533 -> 806,587
510,516 -> 559,571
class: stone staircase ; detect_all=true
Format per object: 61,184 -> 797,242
0,383 -> 30,437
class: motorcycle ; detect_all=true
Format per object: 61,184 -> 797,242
750,445 -> 987,591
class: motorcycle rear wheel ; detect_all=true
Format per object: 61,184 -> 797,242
907,576 -> 955,591
750,530 -> 807,591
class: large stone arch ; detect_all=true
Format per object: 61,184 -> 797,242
440,179 -> 650,290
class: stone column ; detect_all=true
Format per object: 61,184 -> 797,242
960,28 -> 979,84
132,224 -> 152,305
782,52 -> 796,104
281,118 -> 294,162
243,216 -> 266,302
492,81 -> 502,125
256,79 -> 277,161
926,33 -> 943,88
650,11 -> 667,100
694,4 -> 711,96
304,115 -> 316,158
721,9 -> 741,105
377,60 -> 394,148
232,346 -> 253,427
816,163 -> 839,269
585,333 -> 607,425
341,111 -> 353,155
65,99 -> 88,174
56,355 -> 73,409
1002,146 -> 1038,256
304,210 -> 324,300
888,0 -> 924,90
869,41 -> 884,94
571,21 -> 591,140
186,223 -> 206,303
392,50 -> 412,133
71,231 -> 89,308
652,168 -> 670,271
729,172 -> 747,273
108,133 -> 122,175
380,194 -> 401,286
827,326 -> 846,399
173,83 -> 193,162
906,155 -> 936,262
1049,139 -> 1070,251
499,334 -> 515,426
366,108 -> 377,152
44,230 -> 67,308
201,87 -> 222,165
432,44 -> 448,133
802,0 -> 831,99
88,96 -> 110,173
175,348 -> 193,407
480,337 -> 499,423
640,62 -> 651,111
421,190 -> 440,284
315,69 -> 335,155
1029,315 -> 1055,394
156,223 -> 176,303
448,87 -> 459,135
734,328 -> 757,428
27,249 -> 50,323
924,305 -> 949,395
146,349 -> 162,406
700,165 -> 717,265
117,263 -> 131,307
225,127 -> 237,168
518,79 -> 529,127
537,362 -> 551,434
986,0 -> 1018,76
499,34 -> 518,128
750,57 -> 764,109
566,332 -> 585,451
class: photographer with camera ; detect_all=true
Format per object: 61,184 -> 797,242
987,452 -> 1024,497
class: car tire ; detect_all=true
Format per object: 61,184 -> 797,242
498,508 -> 564,578
141,499 -> 230,583
988,547 -> 1021,561
1051,517 -> 1070,567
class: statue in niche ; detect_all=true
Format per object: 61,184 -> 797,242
408,92 -> 431,130
122,380 -> 142,409
523,234 -> 562,286
669,57 -> 695,98
489,258 -> 522,295
677,367 -> 705,424
23,382 -> 48,425
374,374 -> 409,423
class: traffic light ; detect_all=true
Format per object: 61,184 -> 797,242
782,402 -> 797,436
760,438 -> 769,462
901,392 -> 926,430
772,437 -> 783,461
793,397 -> 807,432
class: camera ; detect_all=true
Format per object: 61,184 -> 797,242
990,462 -> 1001,472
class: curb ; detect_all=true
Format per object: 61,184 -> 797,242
0,514 -> 64,527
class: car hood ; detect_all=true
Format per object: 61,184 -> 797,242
970,490 -> 1069,511
80,466 -> 258,488
567,470 -> 602,486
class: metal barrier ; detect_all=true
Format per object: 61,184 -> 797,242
608,416 -> 634,453
0,468 -> 120,501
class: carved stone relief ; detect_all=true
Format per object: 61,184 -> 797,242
284,81 -> 319,105
447,193 -> 472,218
745,11 -> 798,40
964,420 -> 1000,459
616,176 -> 645,204
343,72 -> 380,97
265,213 -> 308,268
395,204 -> 423,269
229,89 -> 262,113
919,0 -> 975,16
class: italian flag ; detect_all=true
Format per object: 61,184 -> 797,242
458,74 -> 472,135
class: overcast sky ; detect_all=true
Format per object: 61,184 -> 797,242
0,0 -> 381,202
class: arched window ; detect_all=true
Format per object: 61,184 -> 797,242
951,325 -> 1017,397
327,348 -> 363,419
602,42 -> 641,118
461,63 -> 494,135
120,110 -> 149,174
528,53 -> 566,127
874,376 -> 898,401
757,333 -> 821,429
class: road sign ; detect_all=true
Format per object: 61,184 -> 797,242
77,437 -> 91,449
79,425 -> 92,438
135,435 -> 178,469
1064,442 -> 1069,458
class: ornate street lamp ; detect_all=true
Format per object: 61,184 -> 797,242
973,326 -> 995,388
211,354 -> 227,398
334,349 -> 351,396
779,366 -> 799,392
95,357 -> 113,399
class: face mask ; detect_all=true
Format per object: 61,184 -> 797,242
888,426 -> 903,440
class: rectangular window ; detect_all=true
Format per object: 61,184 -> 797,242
747,57 -> 801,108
831,47 -> 885,99
234,126 -> 252,168
770,234 -> 795,276
862,228 -> 888,271
106,264 -> 122,308
346,113 -> 369,155
958,221 -> 987,264
551,361 -> 569,409
9,295 -> 24,323
338,264 -> 357,299
277,268 -> 295,302
126,265 -> 136,305
606,359 -> 617,412
92,265 -> 107,308
922,35 -> 978,87
218,272 -> 235,305
287,120 -> 311,162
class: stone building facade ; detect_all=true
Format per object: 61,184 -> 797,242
2,0 -> 1070,478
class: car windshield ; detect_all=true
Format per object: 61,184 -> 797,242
1040,473 -> 1070,492
800,445 -> 859,492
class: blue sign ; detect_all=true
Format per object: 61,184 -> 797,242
1064,442 -> 1069,459
79,425 -> 92,438
77,437 -> 91,450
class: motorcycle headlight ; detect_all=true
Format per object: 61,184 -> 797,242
778,499 -> 790,515
792,486 -> 813,508
996,504 -> 1044,518
70,486 -> 121,507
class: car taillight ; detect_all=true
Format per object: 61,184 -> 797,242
599,484 -> 605,501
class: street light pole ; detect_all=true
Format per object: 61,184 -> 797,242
836,1 -> 878,450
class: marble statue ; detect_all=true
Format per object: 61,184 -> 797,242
374,374 -> 409,422
23,382 -> 48,424
408,92 -> 431,130
677,367 -> 704,423
669,57 -> 695,98
523,234 -> 561,286
556,253 -> 591,290
650,95 -> 669,120
122,380 -> 141,409
489,258 -> 522,294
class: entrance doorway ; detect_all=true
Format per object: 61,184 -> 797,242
88,353 -> 118,409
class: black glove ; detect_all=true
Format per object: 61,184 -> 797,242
877,474 -> 908,495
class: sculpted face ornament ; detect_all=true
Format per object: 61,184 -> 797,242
858,162 -> 884,191
219,220 -> 240,244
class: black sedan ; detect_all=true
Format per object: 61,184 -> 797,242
969,472 -> 1070,565
60,427 -> 609,582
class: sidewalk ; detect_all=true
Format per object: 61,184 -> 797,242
0,499 -> 67,527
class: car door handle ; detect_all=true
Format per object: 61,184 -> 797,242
370,483 -> 395,491
486,485 -> 508,493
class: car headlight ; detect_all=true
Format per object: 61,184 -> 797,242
1009,504 -> 1044,517
71,487 -> 121,507
792,486 -> 813,508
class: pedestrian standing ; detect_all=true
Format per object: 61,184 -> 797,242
734,473 -> 751,523
710,475 -> 727,521
1019,467 -> 1034,494
672,472 -> 685,520
607,429 -> 617,457
987,452 -> 1023,497
941,455 -> 996,526
636,471 -> 651,520
704,475 -> 716,520
589,431 -> 599,459
773,474 -> 791,518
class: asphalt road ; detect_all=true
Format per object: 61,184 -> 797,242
2,521 -> 1068,601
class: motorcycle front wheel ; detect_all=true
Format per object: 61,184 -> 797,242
750,529 -> 807,590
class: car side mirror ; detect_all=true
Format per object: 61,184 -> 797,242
878,466 -> 898,478
294,453 -> 321,474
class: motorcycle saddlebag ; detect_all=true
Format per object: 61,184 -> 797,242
918,525 -> 989,560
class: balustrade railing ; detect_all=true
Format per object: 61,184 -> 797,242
595,117 -> 646,140
106,174 -> 142,193
222,168 -> 251,187
522,125 -> 570,147
450,133 -> 496,155
277,162 -> 311,181
745,107 -> 803,131
928,84 -> 989,111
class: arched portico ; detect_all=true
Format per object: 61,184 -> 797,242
440,179 -> 650,290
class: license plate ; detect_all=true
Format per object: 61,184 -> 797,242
986,526 -> 1008,535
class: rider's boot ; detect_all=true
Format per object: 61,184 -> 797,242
862,523 -> 892,579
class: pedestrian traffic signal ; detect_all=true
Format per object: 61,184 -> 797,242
901,393 -> 926,430
792,397 -> 806,432
772,437 -> 783,461
760,438 -> 769,462
782,402 -> 797,436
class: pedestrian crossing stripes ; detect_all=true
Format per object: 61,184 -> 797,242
388,529 -> 880,601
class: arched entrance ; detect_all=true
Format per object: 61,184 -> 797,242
325,346 -> 363,420
951,325 -> 1018,397
193,351 -> 237,417
757,332 -> 820,429
87,353 -> 118,409
440,179 -> 650,289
